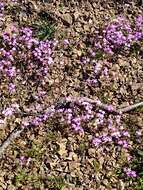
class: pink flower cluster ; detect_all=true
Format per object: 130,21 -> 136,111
92,114 -> 131,150
0,27 -> 58,80
86,15 -> 143,55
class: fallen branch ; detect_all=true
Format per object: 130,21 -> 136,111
0,96 -> 143,157
0,105 -> 55,157
118,102 -> 143,113
15,96 -> 122,116
61,96 -> 143,114
0,126 -> 24,157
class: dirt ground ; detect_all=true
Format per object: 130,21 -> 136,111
0,0 -> 143,189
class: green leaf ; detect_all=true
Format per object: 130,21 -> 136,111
137,150 -> 143,157
92,159 -> 100,171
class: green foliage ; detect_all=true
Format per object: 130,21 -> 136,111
95,50 -> 105,60
46,130 -> 60,141
134,177 -> 143,190
96,91 -> 110,104
129,149 -> 143,190
59,32 -> 66,39
33,20 -> 56,40
92,159 -> 100,172
15,169 -> 27,183
15,168 -> 40,184
129,150 -> 143,174
79,142 -> 87,154
116,168 -> 123,177
133,106 -> 143,113
130,42 -> 141,56
32,10 -> 57,40
124,118 -> 136,137
47,175 -> 65,190
59,3 -> 64,11
26,142 -> 43,160
7,4 -> 21,14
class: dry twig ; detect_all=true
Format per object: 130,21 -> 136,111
0,127 -> 24,157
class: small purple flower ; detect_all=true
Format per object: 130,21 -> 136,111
116,115 -> 121,124
122,131 -> 130,137
118,140 -> 129,148
136,130 -> 142,136
22,119 -> 30,127
32,117 -> 42,126
5,67 -> 16,77
9,83 -> 16,93
123,167 -> 137,177
41,113 -> 49,121
48,57 -> 53,65
107,105 -> 114,111
72,123 -> 84,135
95,99 -> 101,105
0,119 -> 5,124
19,156 -> 26,165
92,138 -> 102,147
102,67 -> 108,76
111,131 -> 121,138
0,2 -> 5,10
101,135 -> 112,143
127,156 -> 132,161
2,107 -> 14,116
64,39 -> 69,45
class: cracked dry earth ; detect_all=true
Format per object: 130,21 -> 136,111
0,0 -> 143,190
